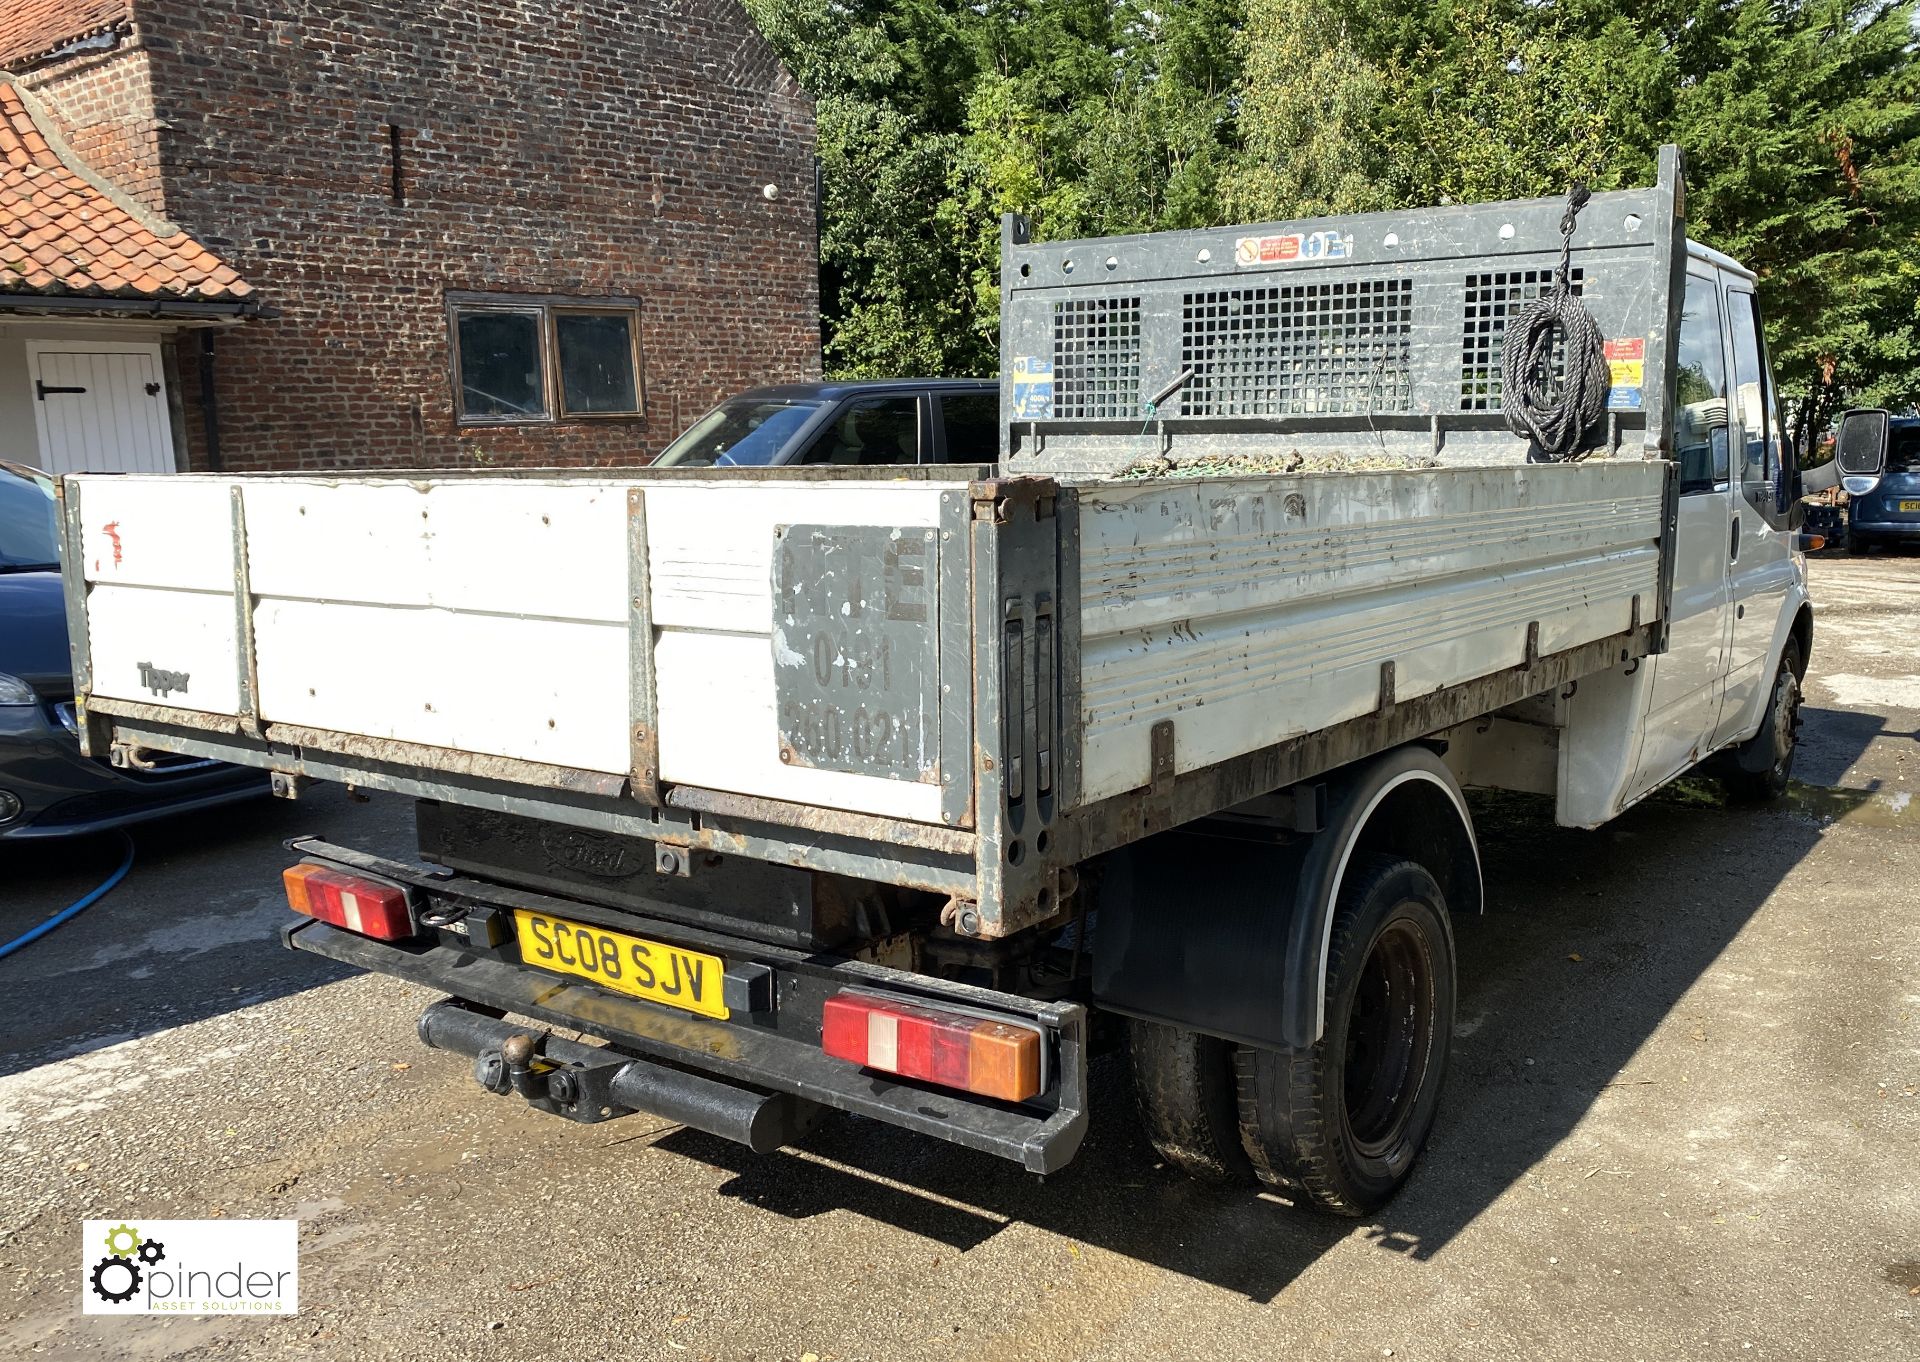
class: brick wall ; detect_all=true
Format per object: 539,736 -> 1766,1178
15,36 -> 168,218
94,0 -> 819,470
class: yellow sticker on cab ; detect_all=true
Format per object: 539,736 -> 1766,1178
513,910 -> 730,1020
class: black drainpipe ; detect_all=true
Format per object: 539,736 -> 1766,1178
198,330 -> 223,472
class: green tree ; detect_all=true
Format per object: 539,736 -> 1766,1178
744,0 -> 983,376
1219,0 -> 1391,221
748,0 -> 1243,376
1374,0 -> 1618,207
1663,0 -> 1920,418
1517,0 -> 1920,421
946,1 -> 1245,365
748,0 -> 1920,414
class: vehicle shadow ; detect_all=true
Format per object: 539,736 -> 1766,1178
1797,704 -> 1918,793
0,787 -> 409,1080
654,768 -> 1876,1302
1795,705 -> 1890,786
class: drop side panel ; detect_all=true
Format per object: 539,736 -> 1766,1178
1074,462 -> 1668,803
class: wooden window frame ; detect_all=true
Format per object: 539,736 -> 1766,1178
446,291 -> 646,428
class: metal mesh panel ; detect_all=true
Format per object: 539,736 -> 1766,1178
1052,297 -> 1141,419
1179,279 -> 1414,416
1459,268 -> 1585,410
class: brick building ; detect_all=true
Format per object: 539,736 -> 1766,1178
1,0 -> 819,474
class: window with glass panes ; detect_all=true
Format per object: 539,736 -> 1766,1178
448,293 -> 642,425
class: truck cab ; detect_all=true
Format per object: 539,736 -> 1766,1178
1625,246 -> 1810,806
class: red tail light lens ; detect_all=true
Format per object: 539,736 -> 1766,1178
283,863 -> 414,940
821,993 -> 1042,1102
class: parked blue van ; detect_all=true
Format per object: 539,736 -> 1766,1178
1848,415 -> 1920,552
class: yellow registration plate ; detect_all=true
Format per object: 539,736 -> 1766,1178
513,911 -> 730,1020
1899,500 -> 1920,512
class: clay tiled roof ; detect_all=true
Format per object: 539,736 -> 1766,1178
0,0 -> 126,71
0,80 -> 252,303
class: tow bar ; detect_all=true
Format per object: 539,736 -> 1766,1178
416,1000 -> 824,1153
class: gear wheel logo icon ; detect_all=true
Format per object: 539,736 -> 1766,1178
90,1255 -> 142,1304
88,1223 -> 153,1307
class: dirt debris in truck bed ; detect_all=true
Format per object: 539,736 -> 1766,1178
1117,448 -> 1444,479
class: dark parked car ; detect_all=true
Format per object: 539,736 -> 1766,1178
652,379 -> 998,468
0,461 -> 268,840
1848,415 -> 1920,551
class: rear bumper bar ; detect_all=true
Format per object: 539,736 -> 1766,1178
281,837 -> 1089,1173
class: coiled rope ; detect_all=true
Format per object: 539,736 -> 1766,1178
1501,184 -> 1611,461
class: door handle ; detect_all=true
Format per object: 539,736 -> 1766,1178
1729,515 -> 1740,563
35,379 -> 87,399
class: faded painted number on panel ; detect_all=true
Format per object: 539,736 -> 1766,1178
772,524 -> 940,783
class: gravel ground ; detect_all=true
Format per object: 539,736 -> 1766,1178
1,552 -> 1915,1362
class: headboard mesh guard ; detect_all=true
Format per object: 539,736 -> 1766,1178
998,154 -> 1686,476
1180,277 -> 1414,417
1051,296 -> 1141,419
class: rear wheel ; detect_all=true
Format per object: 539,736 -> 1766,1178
1722,641 -> 1802,803
1129,1019 -> 1253,1183
1233,857 -> 1454,1215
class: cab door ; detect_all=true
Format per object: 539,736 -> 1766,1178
1713,285 -> 1795,749
1629,269 -> 1734,799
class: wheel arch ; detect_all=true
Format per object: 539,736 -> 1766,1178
1089,743 -> 1479,1054
1284,745 -> 1480,1047
1788,601 -> 1813,678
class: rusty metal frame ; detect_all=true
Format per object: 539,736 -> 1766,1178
965,476 -> 1069,939
230,485 -> 262,737
626,486 -> 661,806
95,712 -> 979,895
54,476 -> 112,758
1645,145 -> 1689,653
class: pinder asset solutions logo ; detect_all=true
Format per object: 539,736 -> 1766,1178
83,1219 -> 298,1315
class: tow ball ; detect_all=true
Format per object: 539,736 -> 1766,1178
469,1027 -> 632,1123
417,1000 -> 823,1151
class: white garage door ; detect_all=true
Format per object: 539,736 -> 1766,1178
27,342 -> 177,475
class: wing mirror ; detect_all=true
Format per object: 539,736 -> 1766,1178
1834,408 -> 1889,496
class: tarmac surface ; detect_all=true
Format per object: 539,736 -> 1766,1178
1,552 -> 1915,1361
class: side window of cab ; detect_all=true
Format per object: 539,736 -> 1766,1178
1725,288 -> 1789,526
1674,273 -> 1731,495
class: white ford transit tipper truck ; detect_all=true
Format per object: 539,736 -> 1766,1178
57,147 -> 1856,1213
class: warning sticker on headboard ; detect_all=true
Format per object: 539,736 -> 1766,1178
1605,337 -> 1646,409
1234,230 -> 1354,266
1011,356 -> 1054,420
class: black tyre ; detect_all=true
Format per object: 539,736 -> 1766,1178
1722,640 -> 1803,803
1129,1019 -> 1254,1183
1847,531 -> 1870,555
1234,857 -> 1454,1216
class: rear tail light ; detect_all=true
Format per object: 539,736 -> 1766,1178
821,993 -> 1042,1102
283,862 -> 414,940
